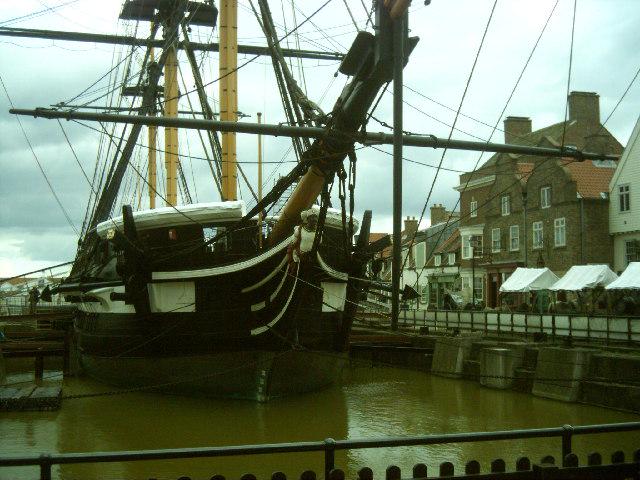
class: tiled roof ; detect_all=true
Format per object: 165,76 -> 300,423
516,162 -> 534,183
368,232 -> 387,243
434,228 -> 460,254
368,232 -> 393,258
479,120 -> 623,169
561,159 -> 617,198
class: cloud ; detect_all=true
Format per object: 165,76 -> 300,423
1,0 -> 639,275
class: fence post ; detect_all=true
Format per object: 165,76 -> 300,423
551,314 -> 556,339
484,311 -> 488,334
324,438 -> 336,479
568,316 -> 573,339
39,454 -> 52,480
561,425 -> 573,459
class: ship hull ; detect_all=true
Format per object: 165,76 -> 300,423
72,235 -> 358,400
78,349 -> 347,401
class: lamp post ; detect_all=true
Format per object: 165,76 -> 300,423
470,235 -> 479,309
522,190 -> 528,266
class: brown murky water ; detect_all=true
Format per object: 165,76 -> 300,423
1,364 -> 638,480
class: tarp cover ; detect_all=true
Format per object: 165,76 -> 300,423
499,267 -> 559,293
96,201 -> 246,238
606,262 -> 640,290
549,264 -> 618,291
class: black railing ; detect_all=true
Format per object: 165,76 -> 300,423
1,422 -> 639,480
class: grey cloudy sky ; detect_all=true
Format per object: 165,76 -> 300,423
1,0 -> 639,276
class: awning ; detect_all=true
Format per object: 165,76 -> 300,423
499,267 -> 559,293
549,264 -> 618,291
606,262 -> 640,290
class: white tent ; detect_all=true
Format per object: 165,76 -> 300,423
549,264 -> 618,291
499,267 -> 559,293
606,262 -> 640,290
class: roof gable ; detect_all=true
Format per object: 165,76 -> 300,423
610,115 -> 640,189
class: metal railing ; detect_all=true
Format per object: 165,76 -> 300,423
1,422 -> 638,480
387,309 -> 640,343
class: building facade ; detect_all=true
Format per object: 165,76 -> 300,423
456,91 -> 623,307
610,116 -> 640,273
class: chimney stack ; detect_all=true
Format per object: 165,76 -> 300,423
430,204 -> 447,225
404,216 -> 418,237
568,91 -> 600,128
503,116 -> 532,144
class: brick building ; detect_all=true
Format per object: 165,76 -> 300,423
456,91 -> 623,307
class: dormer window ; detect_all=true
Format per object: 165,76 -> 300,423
448,252 -> 455,265
434,254 -> 441,266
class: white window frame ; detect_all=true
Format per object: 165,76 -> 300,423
473,276 -> 484,301
626,240 -> 640,265
619,184 -> 631,212
462,235 -> 471,259
470,199 -> 478,218
434,254 -> 441,266
414,243 -> 426,268
509,225 -> 519,251
491,228 -> 501,253
448,252 -> 456,265
501,195 -> 510,216
541,186 -> 551,209
554,217 -> 566,247
533,221 -> 543,249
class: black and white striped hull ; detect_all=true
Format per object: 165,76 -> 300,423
73,238 -> 355,400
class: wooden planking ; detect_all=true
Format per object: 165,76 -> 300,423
0,384 -> 61,411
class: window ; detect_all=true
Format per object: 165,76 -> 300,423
461,277 -> 471,291
473,276 -> 484,301
448,252 -> 456,265
619,184 -> 630,212
420,285 -> 429,304
414,243 -> 426,268
554,217 -> 566,247
541,186 -> 551,208
462,235 -> 471,259
533,221 -> 543,249
509,225 -> 519,251
501,195 -> 510,216
462,234 -> 483,259
626,240 -> 640,266
434,254 -> 441,266
470,199 -> 478,218
472,235 -> 483,257
491,228 -> 501,253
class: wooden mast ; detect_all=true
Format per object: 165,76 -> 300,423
148,33 -> 157,209
257,111 -> 263,248
219,0 -> 238,201
164,28 -> 179,206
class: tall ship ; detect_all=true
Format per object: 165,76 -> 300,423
6,0 -> 416,400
